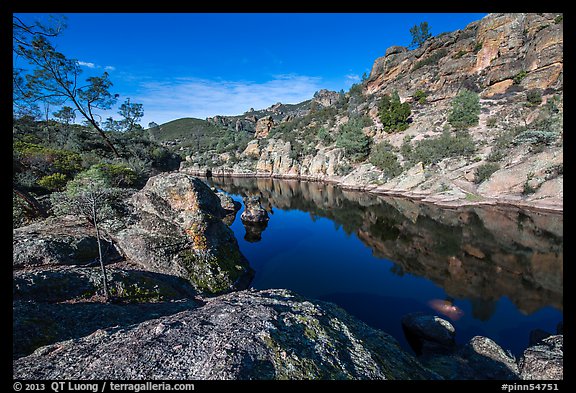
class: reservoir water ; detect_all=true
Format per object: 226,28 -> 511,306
204,177 -> 563,356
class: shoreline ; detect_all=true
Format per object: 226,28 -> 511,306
182,168 -> 563,214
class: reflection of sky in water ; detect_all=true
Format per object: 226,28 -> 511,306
210,179 -> 562,357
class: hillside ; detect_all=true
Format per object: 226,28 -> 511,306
174,13 -> 563,211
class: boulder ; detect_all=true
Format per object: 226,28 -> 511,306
255,116 -> 274,139
519,335 -> 563,380
216,191 -> 241,213
13,289 -> 439,380
111,173 -> 253,295
241,196 -> 270,223
12,266 -> 199,359
401,312 -> 456,355
13,216 -> 121,268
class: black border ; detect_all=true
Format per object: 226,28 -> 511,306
6,4 -> 570,390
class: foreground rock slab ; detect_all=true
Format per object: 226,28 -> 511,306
13,289 -> 439,380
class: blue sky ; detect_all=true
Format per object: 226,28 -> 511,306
14,13 -> 487,126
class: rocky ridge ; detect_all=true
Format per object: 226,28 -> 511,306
180,13 -> 563,212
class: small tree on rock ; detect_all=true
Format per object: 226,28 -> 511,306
409,22 -> 432,49
51,167 -> 122,302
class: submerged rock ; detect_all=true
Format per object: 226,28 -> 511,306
401,312 -> 456,355
241,196 -> 269,223
111,173 -> 253,295
13,289 -> 439,380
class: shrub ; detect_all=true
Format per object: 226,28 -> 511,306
379,91 -> 411,132
554,15 -> 563,24
91,163 -> 139,187
413,90 -> 428,104
486,117 -> 497,127
369,142 -> 403,179
405,130 -> 476,166
448,89 -> 480,129
474,163 -> 500,184
413,48 -> 448,70
473,41 -> 483,53
37,173 -> 68,191
526,89 -> 542,106
317,127 -> 333,144
512,130 -> 558,146
336,162 -> 353,176
513,71 -> 528,85
336,117 -> 371,161
453,50 -> 467,59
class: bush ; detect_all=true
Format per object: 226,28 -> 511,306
453,50 -> 467,59
413,90 -> 428,104
512,130 -> 558,146
526,89 -> 542,106
92,163 -> 139,187
379,91 -> 411,132
513,71 -> 528,85
413,48 -> 448,70
405,130 -> 476,166
474,163 -> 500,184
37,173 -> 68,191
473,41 -> 483,53
336,117 -> 371,161
369,142 -> 403,179
448,89 -> 480,129
317,127 -> 333,144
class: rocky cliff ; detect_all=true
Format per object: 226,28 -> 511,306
179,13 -> 563,211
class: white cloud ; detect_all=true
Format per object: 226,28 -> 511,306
133,74 -> 324,126
345,74 -> 360,82
78,61 -> 96,68
77,61 -> 116,72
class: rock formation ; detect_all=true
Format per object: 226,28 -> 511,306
13,289 -> 439,380
109,173 -> 254,295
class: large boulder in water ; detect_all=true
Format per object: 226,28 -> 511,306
111,173 -> 253,295
241,196 -> 269,223
13,289 -> 440,380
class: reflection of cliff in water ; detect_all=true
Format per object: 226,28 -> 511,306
205,176 -> 563,316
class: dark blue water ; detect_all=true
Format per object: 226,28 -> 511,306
206,177 -> 563,357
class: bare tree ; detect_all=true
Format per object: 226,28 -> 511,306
51,167 -> 121,302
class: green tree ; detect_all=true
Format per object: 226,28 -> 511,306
336,117 -> 371,161
53,105 -> 75,126
51,167 -> 122,302
448,89 -> 480,129
409,22 -> 432,49
379,91 -> 411,132
118,98 -> 144,132
13,17 -> 122,157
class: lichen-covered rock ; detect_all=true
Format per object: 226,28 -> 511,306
13,216 -> 121,268
13,266 -> 196,304
13,289 -> 439,380
111,173 -> 253,295
216,191 -> 241,213
519,335 -> 563,380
